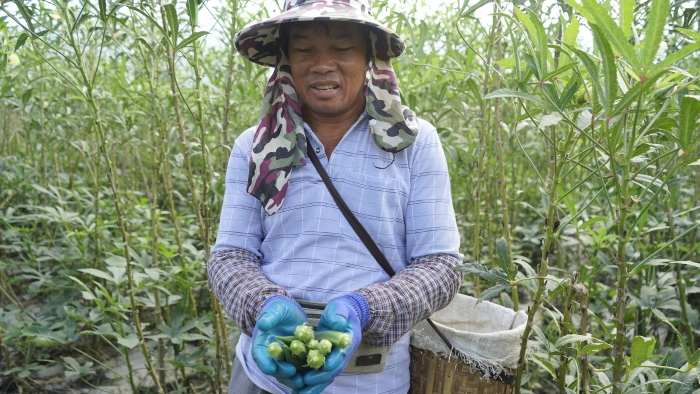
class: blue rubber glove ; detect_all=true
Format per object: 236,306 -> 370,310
252,295 -> 308,389
297,293 -> 369,394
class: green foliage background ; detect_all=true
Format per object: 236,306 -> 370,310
0,0 -> 699,392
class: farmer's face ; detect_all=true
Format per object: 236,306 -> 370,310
288,21 -> 368,117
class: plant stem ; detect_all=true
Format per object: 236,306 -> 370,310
159,5 -> 225,389
472,8 -> 498,290
65,15 -> 165,394
492,21 -> 518,310
190,8 -> 233,379
515,122 -> 563,392
610,84 -> 643,394
558,272 -> 579,393
665,200 -> 694,352
221,0 -> 238,151
573,282 -> 590,394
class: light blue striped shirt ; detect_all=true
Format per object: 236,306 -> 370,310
213,112 -> 461,393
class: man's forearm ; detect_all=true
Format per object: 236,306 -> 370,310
207,248 -> 291,336
355,253 -> 463,347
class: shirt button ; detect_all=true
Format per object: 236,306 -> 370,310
315,147 -> 320,153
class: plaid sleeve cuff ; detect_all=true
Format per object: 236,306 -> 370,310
207,248 -> 291,336
355,253 -> 463,348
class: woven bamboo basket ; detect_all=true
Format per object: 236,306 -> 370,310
408,346 -> 515,394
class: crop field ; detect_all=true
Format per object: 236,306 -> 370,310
0,0 -> 699,393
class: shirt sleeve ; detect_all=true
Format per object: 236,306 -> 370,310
211,129 -> 265,256
404,122 -> 462,261
356,253 -> 463,347
208,248 -> 291,336
208,131 -> 289,336
356,123 -> 464,347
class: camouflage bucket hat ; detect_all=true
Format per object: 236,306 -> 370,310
234,0 -> 405,67
240,0 -> 419,215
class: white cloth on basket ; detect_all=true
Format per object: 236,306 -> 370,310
410,293 -> 528,380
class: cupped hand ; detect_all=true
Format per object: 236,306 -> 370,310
297,294 -> 368,393
252,296 -> 308,389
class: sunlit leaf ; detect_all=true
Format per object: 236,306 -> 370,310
565,0 -> 639,71
590,24 -> 617,114
630,336 -> 656,369
117,334 -> 140,349
678,95 -> 700,153
640,0 -> 670,70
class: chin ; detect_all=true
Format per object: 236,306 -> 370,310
307,103 -> 353,116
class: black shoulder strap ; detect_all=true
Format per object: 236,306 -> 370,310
306,143 -> 459,356
306,144 -> 396,277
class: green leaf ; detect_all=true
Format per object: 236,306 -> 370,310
652,308 -> 690,359
563,16 -> 579,48
513,8 -> 538,50
667,260 -> 700,270
629,336 -> 656,369
526,9 -> 549,77
34,336 -> 61,347
590,24 -> 617,114
14,33 -> 28,52
558,79 -> 579,108
565,0 -> 639,72
514,8 -> 548,77
22,326 -> 68,347
105,255 -> 127,267
164,4 -> 178,45
632,143 -> 652,158
640,0 -> 670,70
125,6 -> 171,46
678,95 -> 700,152
522,53 -> 541,79
477,283 -> 511,304
117,334 -> 140,349
13,1 -> 35,32
78,268 -> 116,283
484,89 -> 555,110
81,291 -> 96,301
612,71 -> 664,117
555,334 -> 592,348
569,47 -> 604,109
186,0 -> 198,27
136,37 -> 155,57
619,0 -> 634,39
577,341 -> 612,357
176,31 -> 208,50
669,367 -> 697,394
539,113 -> 563,130
98,0 -> 107,22
454,263 -> 510,284
531,353 -> 557,379
461,0 -> 493,17
144,268 -> 160,281
651,39 -> 700,73
495,237 -> 516,280
62,357 -> 81,372
688,349 -> 700,366
495,58 -> 516,69
543,62 -> 576,82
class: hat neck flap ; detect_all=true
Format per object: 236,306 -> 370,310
247,29 -> 418,215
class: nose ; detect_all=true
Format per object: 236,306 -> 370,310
309,50 -> 338,74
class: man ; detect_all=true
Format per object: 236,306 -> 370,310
208,1 -> 463,393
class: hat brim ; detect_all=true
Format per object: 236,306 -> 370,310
234,3 -> 405,67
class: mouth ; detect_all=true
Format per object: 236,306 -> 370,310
310,84 -> 340,93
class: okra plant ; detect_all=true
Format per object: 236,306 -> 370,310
1,0 -> 698,392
